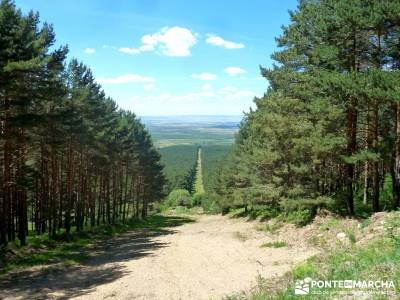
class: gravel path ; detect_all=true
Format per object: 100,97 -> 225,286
0,214 -> 317,300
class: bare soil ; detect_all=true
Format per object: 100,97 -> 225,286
0,214 -> 318,300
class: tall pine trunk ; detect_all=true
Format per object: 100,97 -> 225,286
363,106 -> 369,205
16,130 -> 27,245
394,102 -> 400,208
65,140 -> 73,234
345,97 -> 357,215
372,101 -> 380,212
3,95 -> 12,244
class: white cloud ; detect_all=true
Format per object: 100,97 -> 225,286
201,83 -> 212,91
84,48 -> 96,54
206,34 -> 245,49
132,91 -> 216,105
97,74 -> 155,84
220,86 -> 238,93
132,86 -> 256,104
224,67 -> 246,76
130,86 -> 259,115
119,47 -> 140,54
191,73 -> 217,81
119,26 -> 197,57
144,83 -> 156,91
218,85 -> 257,101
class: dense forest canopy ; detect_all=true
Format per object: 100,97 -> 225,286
0,0 -> 165,246
211,0 -> 400,217
159,145 -> 198,193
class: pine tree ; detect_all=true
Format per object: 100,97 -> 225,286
0,1 -> 166,246
213,0 -> 400,217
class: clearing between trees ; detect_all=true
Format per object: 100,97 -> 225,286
194,148 -> 205,194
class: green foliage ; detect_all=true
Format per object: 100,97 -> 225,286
359,218 -> 372,229
353,174 -> 395,218
211,0 -> 400,218
260,241 -> 287,248
256,222 -> 284,234
228,207 -> 249,218
181,192 -> 223,214
200,193 -> 222,213
385,212 -> 400,245
280,197 -> 333,214
159,145 -> 198,193
160,144 -> 231,197
292,260 -> 319,280
191,193 -> 205,207
165,189 -> 191,207
172,206 -> 200,215
0,0 -> 166,246
280,239 -> 400,298
143,116 -> 239,148
255,207 -> 281,221
319,218 -> 340,231
194,148 -> 205,194
381,174 -> 395,210
281,209 -> 313,227
201,145 -> 231,192
240,214 -> 400,299
346,230 -> 357,244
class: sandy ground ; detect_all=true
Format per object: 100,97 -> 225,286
0,214 -> 318,300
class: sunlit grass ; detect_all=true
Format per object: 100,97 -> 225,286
261,241 -> 287,248
194,148 -> 205,194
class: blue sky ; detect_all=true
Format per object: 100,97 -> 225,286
16,0 -> 298,116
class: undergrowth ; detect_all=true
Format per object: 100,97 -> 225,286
227,212 -> 400,299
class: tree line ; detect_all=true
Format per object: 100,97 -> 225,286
201,145 -> 230,193
212,0 -> 400,217
0,0 -> 165,246
159,145 -> 198,193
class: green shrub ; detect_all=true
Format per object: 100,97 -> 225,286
153,201 -> 169,212
283,209 -> 313,226
385,212 -> 400,244
229,207 -> 247,218
190,192 -> 205,207
359,218 -> 372,229
174,206 -> 190,214
200,193 -> 222,213
346,230 -> 356,244
280,197 -> 333,215
257,208 -> 280,221
261,241 -> 287,248
256,222 -> 284,234
381,174 -> 395,210
247,205 -> 275,220
165,189 -> 191,207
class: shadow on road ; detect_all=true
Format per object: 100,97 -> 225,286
0,215 -> 194,300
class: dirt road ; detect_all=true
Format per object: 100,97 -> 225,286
0,214 -> 317,300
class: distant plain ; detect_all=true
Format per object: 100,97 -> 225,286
141,115 -> 241,147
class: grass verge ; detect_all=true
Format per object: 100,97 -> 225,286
227,212 -> 400,299
0,214 -> 194,275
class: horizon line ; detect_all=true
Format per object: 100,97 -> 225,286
138,114 -> 244,117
